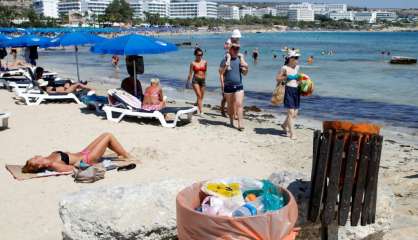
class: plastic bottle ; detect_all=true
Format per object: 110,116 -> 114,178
232,203 -> 257,217
232,197 -> 265,217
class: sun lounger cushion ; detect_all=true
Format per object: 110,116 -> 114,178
108,89 -> 142,109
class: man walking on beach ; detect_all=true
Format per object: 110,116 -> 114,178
219,43 -> 248,131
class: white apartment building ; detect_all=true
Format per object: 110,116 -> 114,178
218,4 -> 239,20
313,3 -> 347,15
276,2 -> 292,17
374,11 -> 397,22
328,11 -> 354,21
254,7 -> 277,18
239,6 -> 256,18
143,0 -> 170,17
170,0 -> 217,19
58,0 -> 111,16
353,12 -> 375,23
33,0 -> 59,18
288,3 -> 314,22
129,0 -> 144,19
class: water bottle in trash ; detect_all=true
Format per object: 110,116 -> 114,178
233,198 -> 265,217
233,203 -> 257,217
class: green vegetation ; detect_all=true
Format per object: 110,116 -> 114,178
101,0 -> 133,23
0,5 -> 60,27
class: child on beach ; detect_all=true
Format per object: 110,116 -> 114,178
224,29 -> 246,70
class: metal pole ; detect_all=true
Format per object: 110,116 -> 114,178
75,46 -> 81,82
133,56 -> 137,97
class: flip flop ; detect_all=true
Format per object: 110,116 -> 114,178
117,163 -> 136,171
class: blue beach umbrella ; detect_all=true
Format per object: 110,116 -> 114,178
90,34 -> 177,55
0,34 -> 12,47
51,32 -> 106,82
90,34 -> 177,96
2,34 -> 54,48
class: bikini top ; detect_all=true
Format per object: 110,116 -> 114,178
144,87 -> 160,98
193,62 -> 207,73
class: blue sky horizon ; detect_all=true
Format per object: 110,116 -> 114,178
224,0 -> 418,9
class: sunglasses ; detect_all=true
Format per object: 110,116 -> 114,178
196,54 -> 203,56
291,57 -> 299,60
231,47 -> 240,50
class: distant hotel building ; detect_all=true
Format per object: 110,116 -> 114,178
58,0 -> 112,16
254,7 -> 277,18
33,0 -> 59,18
374,11 -> 397,22
327,11 -> 354,21
218,5 -> 239,20
312,3 -> 347,15
170,0 -> 217,19
129,0 -> 144,19
288,3 -> 314,22
143,0 -> 170,17
239,6 -> 256,19
353,12 -> 375,23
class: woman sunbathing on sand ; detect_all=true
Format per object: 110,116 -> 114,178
22,133 -> 129,173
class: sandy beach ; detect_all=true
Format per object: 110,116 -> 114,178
0,82 -> 417,239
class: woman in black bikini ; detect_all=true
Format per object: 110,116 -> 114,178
187,48 -> 207,115
22,133 -> 129,173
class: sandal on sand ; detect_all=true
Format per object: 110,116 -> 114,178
238,127 -> 245,132
117,163 -> 136,171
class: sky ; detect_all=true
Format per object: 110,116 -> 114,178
234,0 -> 418,8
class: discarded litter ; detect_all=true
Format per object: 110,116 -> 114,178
198,178 -> 285,217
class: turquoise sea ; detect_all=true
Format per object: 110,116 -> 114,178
31,31 -> 418,132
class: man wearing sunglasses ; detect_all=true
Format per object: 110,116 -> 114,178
219,43 -> 249,131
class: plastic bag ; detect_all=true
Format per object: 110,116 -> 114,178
201,195 -> 244,217
262,180 -> 285,211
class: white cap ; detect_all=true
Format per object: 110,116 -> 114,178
287,50 -> 300,58
231,29 -> 241,38
225,38 -> 232,44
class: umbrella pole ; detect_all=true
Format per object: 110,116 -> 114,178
133,57 -> 137,97
75,46 -> 81,82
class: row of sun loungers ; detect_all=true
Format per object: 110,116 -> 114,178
0,67 -> 197,128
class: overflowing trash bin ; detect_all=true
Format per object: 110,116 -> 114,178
176,178 -> 298,240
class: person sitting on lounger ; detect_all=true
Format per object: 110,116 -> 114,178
35,67 -> 93,94
141,78 -> 166,111
22,133 -> 129,173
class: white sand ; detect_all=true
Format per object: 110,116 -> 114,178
0,88 -> 417,239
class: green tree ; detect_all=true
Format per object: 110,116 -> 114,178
104,0 -> 133,23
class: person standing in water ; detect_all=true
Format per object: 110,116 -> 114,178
252,48 -> 259,64
276,50 -> 301,140
187,48 -> 207,115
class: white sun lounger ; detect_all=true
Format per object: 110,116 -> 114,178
103,105 -> 197,128
0,112 -> 10,129
103,89 -> 197,128
17,91 -> 82,106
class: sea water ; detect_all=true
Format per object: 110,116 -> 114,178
27,31 -> 418,134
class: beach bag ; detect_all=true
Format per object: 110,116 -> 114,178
271,81 -> 286,105
177,182 -> 298,240
73,166 -> 105,183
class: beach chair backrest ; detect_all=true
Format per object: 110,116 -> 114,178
108,89 -> 142,110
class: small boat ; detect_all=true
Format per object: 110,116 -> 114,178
390,56 -> 417,64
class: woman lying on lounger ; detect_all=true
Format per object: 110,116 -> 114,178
35,67 -> 93,94
22,133 -> 129,173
